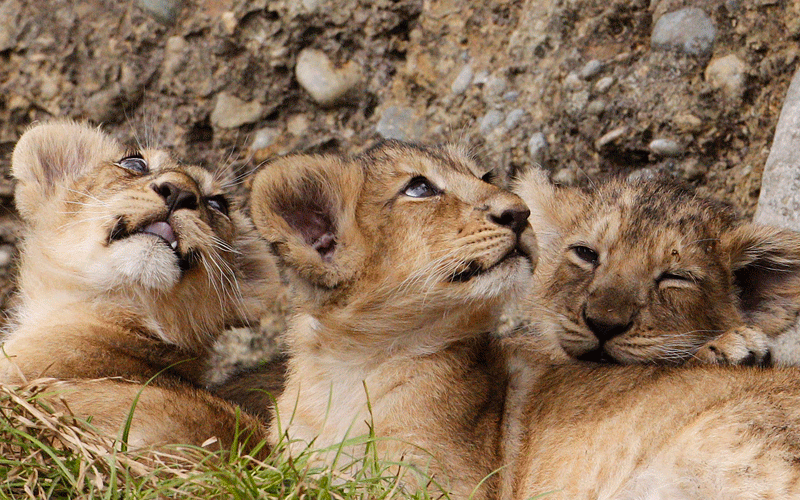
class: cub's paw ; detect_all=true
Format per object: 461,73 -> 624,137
692,326 -> 772,367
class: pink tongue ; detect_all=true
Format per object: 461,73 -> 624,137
141,221 -> 177,247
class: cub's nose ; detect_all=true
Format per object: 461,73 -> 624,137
152,181 -> 198,212
489,204 -> 530,235
583,314 -> 633,344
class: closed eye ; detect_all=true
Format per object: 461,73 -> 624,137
657,271 -> 698,288
402,176 -> 441,198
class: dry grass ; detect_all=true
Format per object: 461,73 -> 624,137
0,380 -> 440,500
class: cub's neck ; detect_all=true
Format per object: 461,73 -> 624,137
278,312 -> 508,499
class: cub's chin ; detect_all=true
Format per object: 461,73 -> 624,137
103,234 -> 184,291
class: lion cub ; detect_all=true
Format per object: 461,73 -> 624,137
0,121 -> 277,453
513,168 -> 800,366
251,142 -> 800,499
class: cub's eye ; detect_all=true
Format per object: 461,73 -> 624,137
403,176 -> 440,198
116,154 -> 148,174
570,245 -> 599,266
206,195 -> 229,216
657,272 -> 697,288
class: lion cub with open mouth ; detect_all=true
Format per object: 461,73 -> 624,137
0,121 -> 276,453
252,142 -> 800,499
513,168 -> 800,366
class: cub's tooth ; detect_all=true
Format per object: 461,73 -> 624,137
171,241 -> 178,250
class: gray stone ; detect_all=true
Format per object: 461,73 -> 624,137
503,91 -> 520,102
210,92 -> 264,129
504,109 -> 526,130
376,106 -> 425,141
451,64 -> 474,95
250,127 -> 280,151
553,168 -> 576,185
564,71 -> 583,91
580,59 -> 603,80
586,100 -> 606,116
595,126 -> 627,149
295,48 -> 361,107
528,132 -> 548,165
484,76 -> 507,99
649,138 -> 684,157
136,0 -> 182,24
473,70 -> 490,85
705,54 -> 747,100
652,7 -> 716,56
594,76 -> 615,93
0,1 -> 22,52
84,84 -> 126,123
479,110 -> 504,135
754,67 -> 800,364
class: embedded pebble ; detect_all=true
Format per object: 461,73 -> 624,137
705,54 -> 746,100
250,127 -> 280,151
594,76 -> 615,93
564,72 -> 583,91
0,246 -> 13,268
451,64 -> 474,95
580,59 -> 603,79
595,126 -> 627,149
484,76 -> 507,99
649,139 -> 684,157
553,168 -> 576,185
210,92 -> 264,129
221,11 -> 237,35
586,100 -> 606,116
652,7 -> 716,56
0,1 -> 21,52
480,110 -> 504,134
528,132 -> 548,165
673,113 -> 703,132
135,0 -> 182,24
503,91 -> 520,102
376,106 -> 425,141
473,70 -> 490,85
504,109 -> 526,130
287,114 -> 310,136
162,36 -> 188,76
295,48 -> 361,106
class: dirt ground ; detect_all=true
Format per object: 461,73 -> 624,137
1,0 -> 797,378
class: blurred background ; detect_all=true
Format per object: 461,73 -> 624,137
0,0 -> 797,376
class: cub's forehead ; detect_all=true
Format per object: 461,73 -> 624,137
359,141 -> 481,181
584,177 -> 740,248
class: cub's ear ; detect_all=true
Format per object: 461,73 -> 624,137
724,224 -> 800,336
512,168 -> 588,257
249,154 -> 365,289
11,121 -> 123,220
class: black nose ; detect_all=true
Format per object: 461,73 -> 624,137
152,181 -> 198,213
584,314 -> 633,343
490,206 -> 530,235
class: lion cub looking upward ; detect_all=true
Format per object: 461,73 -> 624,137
250,142 -> 800,500
513,168 -> 800,366
0,121 -> 277,453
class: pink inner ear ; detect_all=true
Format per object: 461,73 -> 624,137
283,209 -> 337,262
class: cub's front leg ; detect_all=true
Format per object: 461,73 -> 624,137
692,326 -> 771,366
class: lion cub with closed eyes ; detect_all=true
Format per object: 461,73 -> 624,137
249,141 -> 800,499
0,121 -> 276,454
513,168 -> 800,366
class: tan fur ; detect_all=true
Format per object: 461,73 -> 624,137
513,169 -> 800,365
251,143 -> 800,499
0,121 -> 278,453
